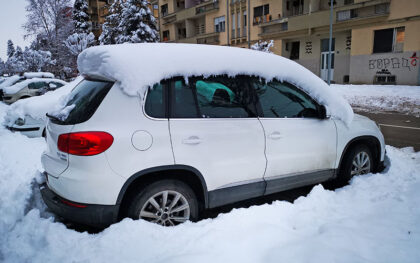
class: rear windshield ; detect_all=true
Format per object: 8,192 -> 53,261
52,79 -> 113,125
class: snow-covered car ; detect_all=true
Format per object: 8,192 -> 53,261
40,44 -> 386,228
1,78 -> 67,104
4,78 -> 81,138
0,72 -> 56,102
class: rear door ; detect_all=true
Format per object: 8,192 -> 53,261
253,80 -> 337,195
168,76 -> 267,207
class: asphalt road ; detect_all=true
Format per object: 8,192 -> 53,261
356,112 -> 420,151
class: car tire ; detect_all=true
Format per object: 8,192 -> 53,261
336,144 -> 373,186
127,179 -> 199,226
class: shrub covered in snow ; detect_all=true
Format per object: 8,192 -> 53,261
251,40 -> 274,53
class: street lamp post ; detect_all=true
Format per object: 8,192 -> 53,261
327,0 -> 334,85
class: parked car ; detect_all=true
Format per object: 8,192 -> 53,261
4,78 -> 81,138
1,78 -> 67,104
40,44 -> 386,228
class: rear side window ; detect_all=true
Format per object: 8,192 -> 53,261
171,75 -> 259,118
53,79 -> 113,125
145,83 -> 166,118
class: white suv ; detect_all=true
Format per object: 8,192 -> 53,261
40,44 -> 386,228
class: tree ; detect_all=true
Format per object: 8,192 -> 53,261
73,0 -> 90,34
0,58 -> 5,75
99,0 -> 124,45
23,47 -> 55,72
64,32 -> 95,56
115,0 -> 159,44
7,40 -> 15,58
251,40 -> 274,53
7,46 -> 27,73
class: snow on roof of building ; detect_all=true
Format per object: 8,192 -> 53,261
78,43 -> 353,124
3,78 -> 67,94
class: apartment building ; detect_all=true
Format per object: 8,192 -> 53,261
159,0 -> 420,85
88,0 -> 160,39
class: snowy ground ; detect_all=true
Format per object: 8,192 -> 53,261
334,84 -> 420,116
0,102 -> 420,263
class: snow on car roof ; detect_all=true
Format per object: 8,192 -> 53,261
23,72 -> 55,79
3,78 -> 67,94
78,43 -> 353,124
0,75 -> 21,89
4,77 -> 81,123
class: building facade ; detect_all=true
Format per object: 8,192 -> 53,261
158,0 -> 420,85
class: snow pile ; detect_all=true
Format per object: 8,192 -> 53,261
78,43 -> 354,125
23,72 -> 54,79
2,78 -> 67,94
334,84 -> 420,115
4,77 -> 81,123
1,100 -> 419,262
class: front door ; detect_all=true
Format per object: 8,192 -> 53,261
320,51 -> 334,81
168,76 -> 267,208
252,79 -> 337,195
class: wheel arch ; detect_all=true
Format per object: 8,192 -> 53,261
338,135 -> 382,173
116,165 -> 208,218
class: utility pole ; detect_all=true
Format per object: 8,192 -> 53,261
227,0 -> 230,46
327,0 -> 334,85
247,0 -> 251,48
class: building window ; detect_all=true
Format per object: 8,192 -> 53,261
375,3 -> 389,14
214,16 -> 225,32
162,30 -> 170,41
373,27 -> 405,53
161,4 -> 168,16
344,0 -> 354,5
253,4 -> 270,25
290,41 -> 300,60
337,9 -> 357,21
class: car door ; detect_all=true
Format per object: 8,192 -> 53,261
168,76 -> 267,208
253,79 -> 337,195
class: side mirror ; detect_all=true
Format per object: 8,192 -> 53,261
319,105 -> 329,119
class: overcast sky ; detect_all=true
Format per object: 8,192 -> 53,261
0,0 -> 32,61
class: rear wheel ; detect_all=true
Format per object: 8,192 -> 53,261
127,179 -> 198,226
336,144 -> 373,186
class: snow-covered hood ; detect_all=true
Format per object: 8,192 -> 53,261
78,43 -> 354,125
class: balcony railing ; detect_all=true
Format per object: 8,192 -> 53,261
253,14 -> 272,25
196,0 -> 219,15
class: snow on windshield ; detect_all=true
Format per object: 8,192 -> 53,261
2,78 -> 67,94
78,43 -> 354,125
4,77 -> 81,124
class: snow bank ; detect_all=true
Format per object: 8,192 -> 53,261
2,78 -> 67,94
78,43 -> 354,125
23,72 -> 54,79
334,84 -> 420,115
4,77 -> 81,123
0,100 -> 419,262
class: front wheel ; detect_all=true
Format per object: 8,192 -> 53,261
127,180 -> 199,226
336,144 -> 373,185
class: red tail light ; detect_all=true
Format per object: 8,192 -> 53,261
58,132 -> 114,156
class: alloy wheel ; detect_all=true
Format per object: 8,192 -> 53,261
351,151 -> 371,176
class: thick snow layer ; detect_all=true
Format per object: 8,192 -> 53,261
2,78 -> 67,94
3,77 -> 81,124
23,72 -> 54,79
78,43 -> 354,125
334,84 -> 420,115
0,103 -> 419,262
0,75 -> 21,89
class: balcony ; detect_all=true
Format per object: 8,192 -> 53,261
253,14 -> 272,25
197,32 -> 220,44
196,0 -> 219,15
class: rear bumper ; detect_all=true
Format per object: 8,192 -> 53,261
40,182 -> 119,228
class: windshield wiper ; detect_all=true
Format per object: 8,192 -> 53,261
46,113 -> 62,122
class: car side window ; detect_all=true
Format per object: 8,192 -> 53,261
253,80 -> 319,118
171,79 -> 199,118
28,82 -> 46,89
145,83 -> 167,118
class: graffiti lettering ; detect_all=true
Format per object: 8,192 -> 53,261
305,42 -> 312,54
368,56 -> 417,71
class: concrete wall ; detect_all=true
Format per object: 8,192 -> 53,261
349,51 -> 420,85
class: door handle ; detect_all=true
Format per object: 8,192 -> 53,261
268,132 -> 282,140
182,136 -> 202,145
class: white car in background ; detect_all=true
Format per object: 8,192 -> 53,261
4,77 -> 81,137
